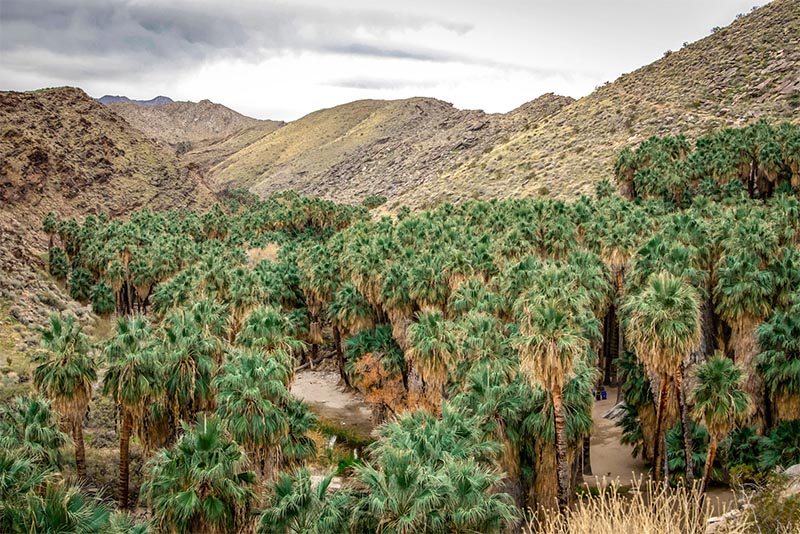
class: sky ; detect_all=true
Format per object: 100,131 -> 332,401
0,0 -> 761,121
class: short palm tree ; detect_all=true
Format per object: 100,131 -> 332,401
214,349 -> 291,481
33,314 -> 97,480
690,355 -> 752,492
0,396 -> 71,470
258,468 -> 351,534
141,415 -> 256,534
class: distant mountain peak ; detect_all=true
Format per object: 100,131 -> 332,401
97,95 -> 174,107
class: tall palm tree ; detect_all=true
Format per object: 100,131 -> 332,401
406,310 -> 456,408
756,295 -> 800,423
161,310 -> 218,425
513,273 -> 596,511
141,415 -> 256,534
33,314 -> 97,480
690,355 -> 752,492
714,251 -> 776,431
102,316 -> 162,509
622,272 -> 701,482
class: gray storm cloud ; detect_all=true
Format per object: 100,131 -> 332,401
0,0 -> 475,80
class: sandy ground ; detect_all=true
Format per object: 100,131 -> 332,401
290,370 -> 374,440
586,387 -> 649,486
586,387 -> 736,514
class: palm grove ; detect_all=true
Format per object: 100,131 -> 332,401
1,119 -> 799,533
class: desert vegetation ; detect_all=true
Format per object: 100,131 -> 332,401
2,120 -> 800,533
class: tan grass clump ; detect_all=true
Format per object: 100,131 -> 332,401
528,478 -> 748,534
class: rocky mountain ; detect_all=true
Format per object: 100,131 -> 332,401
210,94 -> 573,202
105,98 -> 283,146
97,95 -> 174,107
0,87 -> 216,327
104,98 -> 285,175
209,0 -> 799,208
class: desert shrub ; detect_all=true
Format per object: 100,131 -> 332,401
362,195 -> 387,209
48,247 -> 69,279
739,473 -> 800,534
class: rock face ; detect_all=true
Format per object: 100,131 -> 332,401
105,98 -> 284,146
0,87 -> 217,328
209,0 -> 800,208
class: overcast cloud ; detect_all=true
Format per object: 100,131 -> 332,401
0,0 -> 760,120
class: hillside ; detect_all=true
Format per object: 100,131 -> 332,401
0,87 -> 217,327
211,94 -> 573,201
394,0 -> 800,206
106,98 -> 285,174
209,0 -> 799,207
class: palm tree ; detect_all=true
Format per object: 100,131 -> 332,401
622,272 -> 701,482
26,482 -> 112,534
406,310 -> 456,408
102,316 -> 162,509
0,396 -> 71,470
756,295 -> 800,423
714,251 -> 776,431
258,468 -> 351,534
141,415 -> 256,534
33,314 -> 97,480
690,355 -> 752,492
513,273 -> 596,511
236,306 -> 306,355
161,310 -> 218,425
354,406 -> 518,534
214,349 -> 291,481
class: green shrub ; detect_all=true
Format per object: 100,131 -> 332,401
68,268 -> 93,302
48,247 -> 69,279
362,195 -> 388,209
89,281 -> 115,315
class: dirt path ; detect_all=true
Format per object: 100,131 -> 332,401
290,370 -> 374,441
586,388 -> 648,486
586,387 -> 736,514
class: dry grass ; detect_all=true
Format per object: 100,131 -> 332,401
527,478 -> 748,534
246,243 -> 280,266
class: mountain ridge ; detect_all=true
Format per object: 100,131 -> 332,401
97,94 -> 174,107
206,0 -> 799,207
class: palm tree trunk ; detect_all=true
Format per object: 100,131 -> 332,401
731,319 -> 766,433
552,389 -> 570,512
653,376 -> 671,482
582,436 -> 592,475
675,364 -> 694,486
118,411 -> 133,509
73,419 -> 87,480
700,434 -> 717,493
333,325 -> 351,389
